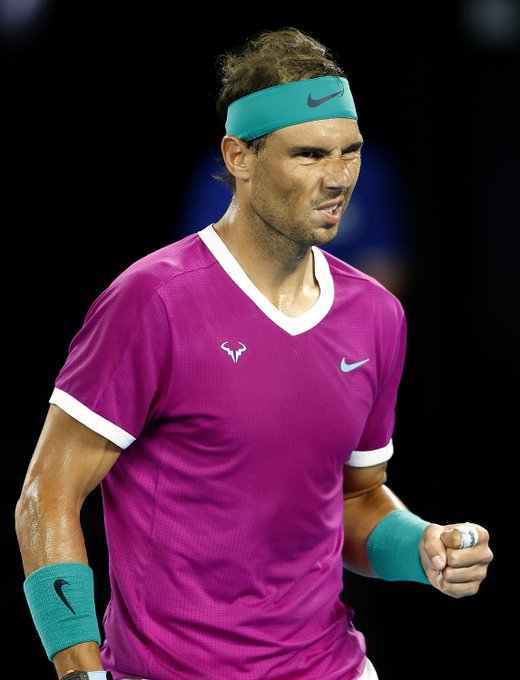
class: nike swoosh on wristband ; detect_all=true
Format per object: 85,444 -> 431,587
53,578 -> 76,614
340,357 -> 369,373
307,89 -> 344,108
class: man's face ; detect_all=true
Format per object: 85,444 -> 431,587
245,118 -> 363,248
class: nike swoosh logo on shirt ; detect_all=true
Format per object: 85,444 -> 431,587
307,88 -> 344,108
53,578 -> 76,614
340,357 -> 370,373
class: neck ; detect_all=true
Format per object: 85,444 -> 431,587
213,197 -> 319,317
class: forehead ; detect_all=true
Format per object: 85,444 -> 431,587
268,118 -> 362,150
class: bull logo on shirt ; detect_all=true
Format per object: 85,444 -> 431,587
220,341 -> 247,364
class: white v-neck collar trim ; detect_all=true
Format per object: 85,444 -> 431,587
198,224 -> 334,336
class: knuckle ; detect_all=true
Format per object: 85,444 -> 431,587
479,526 -> 490,542
448,550 -> 461,567
467,582 -> 480,596
477,564 -> 490,580
423,523 -> 440,541
449,582 -> 480,599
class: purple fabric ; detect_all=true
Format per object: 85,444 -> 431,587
52,229 -> 405,679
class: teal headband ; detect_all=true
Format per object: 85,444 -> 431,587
225,76 -> 357,141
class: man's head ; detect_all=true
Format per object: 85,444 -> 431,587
216,27 -> 349,186
216,28 -> 363,249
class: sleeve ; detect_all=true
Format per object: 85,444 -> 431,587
49,273 -> 172,449
346,307 -> 407,467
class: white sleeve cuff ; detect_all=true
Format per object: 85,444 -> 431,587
49,387 -> 136,449
346,439 -> 394,467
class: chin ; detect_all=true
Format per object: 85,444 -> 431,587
310,226 -> 339,246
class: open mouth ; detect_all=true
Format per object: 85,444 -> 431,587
315,200 -> 343,224
323,202 -> 341,214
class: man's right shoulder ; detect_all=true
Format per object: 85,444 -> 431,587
114,230 -> 214,292
84,231 -> 216,319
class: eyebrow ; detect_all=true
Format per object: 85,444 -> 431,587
289,140 -> 364,155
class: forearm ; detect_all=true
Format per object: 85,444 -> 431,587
15,482 -> 89,576
16,407 -> 121,675
16,494 -> 103,675
342,484 -> 406,576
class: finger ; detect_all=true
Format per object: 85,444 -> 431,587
420,524 -> 447,571
445,542 -> 494,569
435,573 -> 482,598
441,528 -> 466,549
442,563 -> 488,584
441,522 -> 479,550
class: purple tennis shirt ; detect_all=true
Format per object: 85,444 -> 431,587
50,225 -> 406,680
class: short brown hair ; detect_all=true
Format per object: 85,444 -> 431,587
215,27 -> 346,189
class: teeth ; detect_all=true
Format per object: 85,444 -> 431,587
326,204 -> 338,213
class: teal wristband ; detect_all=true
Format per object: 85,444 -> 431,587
367,509 -> 430,584
23,562 -> 101,661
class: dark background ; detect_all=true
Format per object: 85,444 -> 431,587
1,1 -> 516,677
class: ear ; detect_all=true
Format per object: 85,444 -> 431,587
221,135 -> 251,182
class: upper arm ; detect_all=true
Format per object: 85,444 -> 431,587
16,405 -> 122,574
343,461 -> 405,519
20,404 -> 121,510
342,461 -> 407,575
342,462 -> 388,500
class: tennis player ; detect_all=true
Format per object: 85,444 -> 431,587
16,27 -> 493,680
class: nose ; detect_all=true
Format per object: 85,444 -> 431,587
322,157 -> 353,193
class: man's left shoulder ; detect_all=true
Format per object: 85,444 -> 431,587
322,248 -> 404,316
